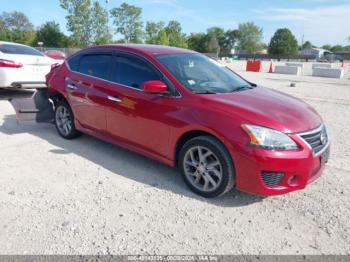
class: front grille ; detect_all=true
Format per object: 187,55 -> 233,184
261,172 -> 285,187
299,125 -> 328,154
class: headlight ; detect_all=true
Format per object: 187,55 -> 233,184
242,124 -> 298,150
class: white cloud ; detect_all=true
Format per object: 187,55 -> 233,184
254,4 -> 350,45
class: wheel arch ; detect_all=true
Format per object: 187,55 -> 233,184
49,91 -> 67,106
174,129 -> 232,168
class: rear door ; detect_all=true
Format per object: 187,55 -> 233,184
66,52 -> 113,132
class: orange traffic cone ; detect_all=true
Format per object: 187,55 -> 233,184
268,60 -> 273,73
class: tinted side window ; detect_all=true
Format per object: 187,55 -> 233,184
0,44 -> 43,56
117,55 -> 161,89
79,54 -> 112,80
67,55 -> 80,71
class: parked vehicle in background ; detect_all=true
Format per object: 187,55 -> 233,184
0,41 -> 56,89
46,44 -> 330,198
44,50 -> 67,61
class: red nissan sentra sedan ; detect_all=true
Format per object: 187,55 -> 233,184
46,44 -> 330,198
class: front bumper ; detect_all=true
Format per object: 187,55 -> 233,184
231,134 -> 330,196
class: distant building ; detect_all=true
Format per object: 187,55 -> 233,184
334,51 -> 350,60
299,48 -> 332,60
256,49 -> 268,55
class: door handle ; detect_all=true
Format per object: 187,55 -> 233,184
107,96 -> 122,103
67,84 -> 78,90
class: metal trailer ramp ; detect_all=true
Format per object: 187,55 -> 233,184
9,89 -> 54,123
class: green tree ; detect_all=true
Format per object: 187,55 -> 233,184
205,28 -> 242,55
34,21 -> 67,47
223,29 -> 241,54
113,39 -> 127,44
0,19 -> 8,40
60,0 -> 92,46
0,11 -> 35,44
60,0 -> 110,46
165,20 -> 187,48
145,21 -> 165,44
187,28 -> 240,55
260,42 -> 268,50
207,36 -> 220,54
301,41 -> 312,50
207,27 -> 225,40
237,22 -> 263,54
206,27 -> 225,54
110,2 -> 143,43
187,27 -> 226,54
92,1 -> 112,44
187,33 -> 208,53
155,29 -> 169,46
0,11 -> 34,32
0,20 -> 5,31
322,44 -> 332,51
14,31 -> 36,45
268,28 -> 298,56
330,45 -> 344,52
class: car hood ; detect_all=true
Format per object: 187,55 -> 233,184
202,87 -> 322,133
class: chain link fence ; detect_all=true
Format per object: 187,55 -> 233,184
34,47 -> 81,56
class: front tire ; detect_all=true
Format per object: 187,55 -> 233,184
54,100 -> 81,139
179,136 -> 235,198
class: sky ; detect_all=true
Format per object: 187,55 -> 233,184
1,0 -> 350,46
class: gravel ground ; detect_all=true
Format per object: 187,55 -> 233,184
0,62 -> 349,255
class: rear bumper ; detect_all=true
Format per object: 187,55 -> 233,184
0,67 -> 49,88
231,141 -> 330,196
10,81 -> 47,89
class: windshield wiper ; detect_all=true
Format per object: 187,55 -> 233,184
192,91 -> 217,94
232,85 -> 252,92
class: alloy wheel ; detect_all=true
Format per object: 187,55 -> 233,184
55,105 -> 72,136
183,146 -> 223,193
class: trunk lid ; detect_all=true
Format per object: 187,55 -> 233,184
1,53 -> 55,78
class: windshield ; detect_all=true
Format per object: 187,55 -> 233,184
155,53 -> 252,94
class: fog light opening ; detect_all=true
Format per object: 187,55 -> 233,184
261,171 -> 285,187
288,175 -> 299,186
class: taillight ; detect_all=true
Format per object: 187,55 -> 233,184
0,59 -> 23,68
51,63 -> 60,69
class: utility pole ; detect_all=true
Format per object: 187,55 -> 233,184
301,34 -> 304,49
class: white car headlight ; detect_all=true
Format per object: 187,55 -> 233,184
242,124 -> 298,150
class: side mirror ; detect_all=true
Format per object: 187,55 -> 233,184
142,80 -> 168,94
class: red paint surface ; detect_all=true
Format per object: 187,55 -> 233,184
47,45 -> 329,196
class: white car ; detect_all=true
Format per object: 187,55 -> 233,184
0,41 -> 56,89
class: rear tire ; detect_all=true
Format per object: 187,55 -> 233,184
179,135 -> 235,198
54,100 -> 81,139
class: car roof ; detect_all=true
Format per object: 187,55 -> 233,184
89,44 -> 196,56
0,41 -> 29,47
